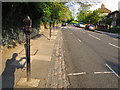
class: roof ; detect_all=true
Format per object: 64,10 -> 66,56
98,3 -> 112,13
100,7 -> 112,13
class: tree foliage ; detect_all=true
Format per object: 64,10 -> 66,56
2,2 -> 72,30
2,2 -> 73,47
77,9 -> 105,25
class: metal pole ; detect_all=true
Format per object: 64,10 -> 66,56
50,22 -> 51,38
26,34 -> 31,81
53,21 -> 54,31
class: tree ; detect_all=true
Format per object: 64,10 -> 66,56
77,10 -> 88,22
101,17 -> 112,25
77,9 -> 105,24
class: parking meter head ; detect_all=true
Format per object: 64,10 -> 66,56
23,16 -> 31,35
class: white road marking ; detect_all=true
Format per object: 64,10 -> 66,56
108,43 -> 120,49
78,39 -> 81,42
67,72 -> 86,76
70,33 -> 72,34
94,71 -> 113,74
105,64 -> 120,78
89,34 -> 101,40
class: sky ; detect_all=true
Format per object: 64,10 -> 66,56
65,0 -> 120,20
90,0 -> 120,11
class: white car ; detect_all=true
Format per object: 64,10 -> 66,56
79,22 -> 85,28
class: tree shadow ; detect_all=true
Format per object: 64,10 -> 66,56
31,34 -> 42,40
42,34 -> 50,40
1,53 -> 26,89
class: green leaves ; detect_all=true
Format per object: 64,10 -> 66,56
77,9 -> 105,25
3,2 -> 72,29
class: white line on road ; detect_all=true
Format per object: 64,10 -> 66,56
67,72 -> 86,76
78,39 -> 81,42
94,71 -> 113,74
105,64 -> 120,78
108,43 -> 120,49
89,34 -> 101,40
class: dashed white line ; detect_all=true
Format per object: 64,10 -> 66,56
89,34 -> 101,40
108,43 -> 120,49
67,72 -> 86,76
105,64 -> 120,78
94,71 -> 113,74
78,39 -> 81,42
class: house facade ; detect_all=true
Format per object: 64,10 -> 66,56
98,4 -> 112,26
107,11 -> 120,27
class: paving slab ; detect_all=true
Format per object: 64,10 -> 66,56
17,78 -> 40,87
31,55 -> 51,61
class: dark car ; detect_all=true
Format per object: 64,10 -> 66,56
62,23 -> 67,26
73,23 -> 78,26
85,24 -> 95,31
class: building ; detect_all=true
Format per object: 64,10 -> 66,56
107,11 -> 120,27
98,3 -> 112,15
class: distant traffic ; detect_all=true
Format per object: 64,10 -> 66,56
62,21 -> 96,31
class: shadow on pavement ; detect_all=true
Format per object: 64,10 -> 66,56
42,34 -> 50,40
31,34 -> 42,40
1,53 -> 26,89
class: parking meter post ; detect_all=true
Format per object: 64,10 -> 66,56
23,16 -> 31,82
50,21 -> 51,38
26,34 -> 31,81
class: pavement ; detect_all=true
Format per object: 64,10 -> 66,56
94,29 -> 120,38
1,26 -> 69,89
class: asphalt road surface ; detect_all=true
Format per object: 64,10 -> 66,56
61,25 -> 120,88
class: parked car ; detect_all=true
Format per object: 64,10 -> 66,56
73,23 -> 78,26
62,23 -> 67,26
79,22 -> 85,28
85,24 -> 95,31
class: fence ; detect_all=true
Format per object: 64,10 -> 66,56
96,25 -> 110,32
96,25 -> 120,33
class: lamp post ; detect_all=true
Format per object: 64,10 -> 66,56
23,16 -> 31,82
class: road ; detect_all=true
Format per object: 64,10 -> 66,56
61,25 -> 119,88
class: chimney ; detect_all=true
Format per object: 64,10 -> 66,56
101,3 -> 105,9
